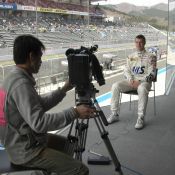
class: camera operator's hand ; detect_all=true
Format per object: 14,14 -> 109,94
74,105 -> 96,119
61,81 -> 74,93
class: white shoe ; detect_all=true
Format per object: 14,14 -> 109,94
107,113 -> 119,124
135,117 -> 144,130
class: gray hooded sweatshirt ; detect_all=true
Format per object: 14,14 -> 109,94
0,66 -> 77,164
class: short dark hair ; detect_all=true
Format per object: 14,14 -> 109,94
13,35 -> 45,64
135,34 -> 146,44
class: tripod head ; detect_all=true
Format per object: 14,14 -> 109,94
75,83 -> 98,106
75,83 -> 108,126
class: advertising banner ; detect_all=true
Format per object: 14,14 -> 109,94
0,3 -> 17,10
21,6 -> 36,11
68,10 -> 88,16
37,7 -> 67,14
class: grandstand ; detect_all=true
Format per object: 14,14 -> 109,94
0,0 -> 166,49
5,0 -> 103,14
0,13 -> 166,49
0,0 -> 167,90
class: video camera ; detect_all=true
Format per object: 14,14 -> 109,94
65,45 -> 105,96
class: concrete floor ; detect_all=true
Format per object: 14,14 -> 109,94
80,81 -> 175,175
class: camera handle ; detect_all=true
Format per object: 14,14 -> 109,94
65,95 -> 123,174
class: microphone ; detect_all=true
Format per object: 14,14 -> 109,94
65,48 -> 75,56
90,45 -> 98,53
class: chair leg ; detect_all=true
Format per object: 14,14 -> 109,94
119,92 -> 122,114
154,87 -> 156,116
129,94 -> 132,110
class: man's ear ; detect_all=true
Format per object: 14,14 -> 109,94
29,52 -> 34,63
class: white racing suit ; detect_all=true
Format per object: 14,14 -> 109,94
111,50 -> 157,117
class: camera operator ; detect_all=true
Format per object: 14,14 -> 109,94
107,34 -> 157,130
0,35 -> 95,175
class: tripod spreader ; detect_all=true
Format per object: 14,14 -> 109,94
75,122 -> 88,131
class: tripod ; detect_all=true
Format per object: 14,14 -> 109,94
64,84 -> 123,174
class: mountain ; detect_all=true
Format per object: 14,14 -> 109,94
110,3 -> 147,14
152,3 -> 168,11
98,2 -> 168,30
128,7 -> 168,20
141,8 -> 168,18
101,3 -> 168,14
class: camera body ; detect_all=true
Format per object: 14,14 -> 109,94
67,53 -> 91,88
66,45 -> 105,94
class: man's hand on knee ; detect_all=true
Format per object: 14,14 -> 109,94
129,80 -> 140,89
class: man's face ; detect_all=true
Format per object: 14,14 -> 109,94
135,38 -> 145,51
30,51 -> 43,74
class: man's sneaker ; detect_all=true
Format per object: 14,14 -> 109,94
135,117 -> 144,130
107,113 -> 119,124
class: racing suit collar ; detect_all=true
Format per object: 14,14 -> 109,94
137,49 -> 146,54
137,49 -> 146,57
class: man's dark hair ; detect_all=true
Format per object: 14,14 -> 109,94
135,34 -> 146,44
13,35 -> 45,64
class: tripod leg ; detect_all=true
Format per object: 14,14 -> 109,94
71,119 -> 89,161
93,98 -> 108,126
94,117 -> 123,174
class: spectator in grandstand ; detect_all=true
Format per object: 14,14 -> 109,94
0,34 -> 95,175
107,34 -> 157,130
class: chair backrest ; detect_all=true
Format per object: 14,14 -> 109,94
152,68 -> 158,82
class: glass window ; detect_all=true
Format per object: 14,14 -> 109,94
166,0 -> 175,94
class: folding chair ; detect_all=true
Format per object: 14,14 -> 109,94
119,68 -> 158,116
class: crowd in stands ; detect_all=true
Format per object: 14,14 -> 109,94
0,0 -> 147,39
0,11 -> 127,34
0,2 -> 166,50
0,12 -> 165,46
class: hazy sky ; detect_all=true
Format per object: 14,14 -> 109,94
92,0 -> 168,7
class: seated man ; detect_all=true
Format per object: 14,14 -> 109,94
107,34 -> 157,130
0,35 -> 95,175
